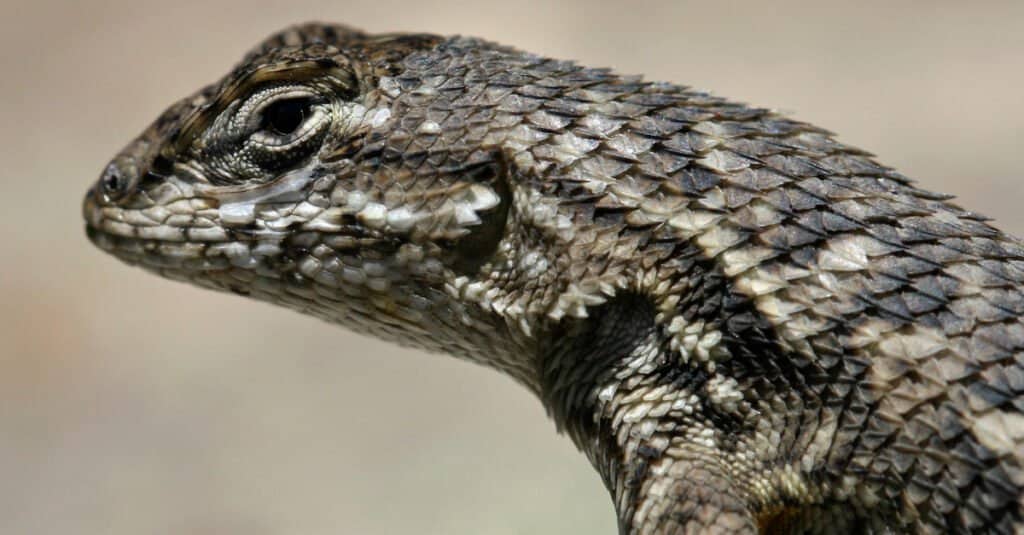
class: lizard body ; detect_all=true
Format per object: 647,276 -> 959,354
83,23 -> 1024,534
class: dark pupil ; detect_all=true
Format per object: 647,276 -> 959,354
262,98 -> 309,136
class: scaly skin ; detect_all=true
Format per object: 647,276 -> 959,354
83,23 -> 1024,534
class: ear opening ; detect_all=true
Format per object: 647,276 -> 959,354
448,161 -> 512,276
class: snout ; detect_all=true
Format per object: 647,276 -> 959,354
85,155 -> 140,205
82,147 -> 148,233
98,160 -> 138,201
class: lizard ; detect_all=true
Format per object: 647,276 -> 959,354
82,23 -> 1024,534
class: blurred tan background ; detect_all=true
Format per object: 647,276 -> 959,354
1,1 -> 1022,533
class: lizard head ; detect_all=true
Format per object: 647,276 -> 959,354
83,23 -> 562,381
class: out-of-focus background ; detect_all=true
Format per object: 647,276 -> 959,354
2,1 -> 1022,533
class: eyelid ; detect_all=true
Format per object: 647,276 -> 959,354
173,63 -> 357,154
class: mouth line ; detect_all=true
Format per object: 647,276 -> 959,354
84,221 -> 395,273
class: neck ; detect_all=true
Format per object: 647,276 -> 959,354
537,293 -> 761,533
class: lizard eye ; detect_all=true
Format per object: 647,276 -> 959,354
260,97 -> 312,136
243,89 -> 331,166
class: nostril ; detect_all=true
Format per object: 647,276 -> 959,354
99,162 -> 132,202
